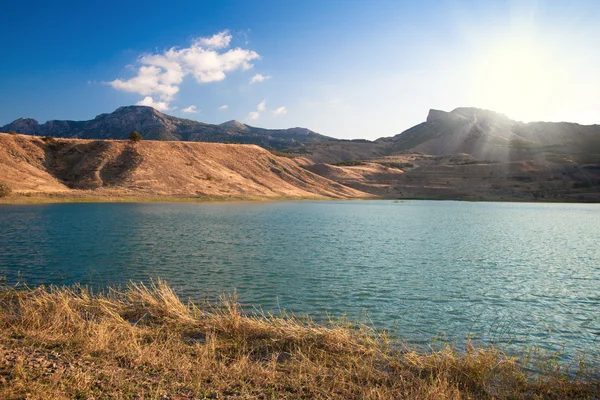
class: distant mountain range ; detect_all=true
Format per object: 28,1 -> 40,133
2,106 -> 599,202
288,107 -> 600,163
3,106 -> 600,163
378,107 -> 600,158
1,106 -> 334,150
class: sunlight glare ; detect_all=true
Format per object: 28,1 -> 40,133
470,38 -> 569,122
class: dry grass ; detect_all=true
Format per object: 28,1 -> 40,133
0,281 -> 598,399
0,133 -> 368,200
0,192 -> 332,205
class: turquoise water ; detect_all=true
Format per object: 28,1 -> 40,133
1,200 -> 599,359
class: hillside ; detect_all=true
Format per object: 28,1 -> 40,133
287,107 -> 600,164
1,106 -> 335,150
0,133 -> 366,200
2,106 -> 599,202
312,154 -> 600,202
376,107 -> 600,162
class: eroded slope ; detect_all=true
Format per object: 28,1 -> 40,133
0,134 -> 367,199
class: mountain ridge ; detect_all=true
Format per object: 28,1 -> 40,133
2,104 -> 600,202
1,106 -> 335,150
4,106 -> 600,165
287,107 -> 600,163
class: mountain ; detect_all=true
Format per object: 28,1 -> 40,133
287,107 -> 600,164
1,106 -> 335,150
377,107 -> 600,161
282,107 -> 600,202
2,106 -> 599,202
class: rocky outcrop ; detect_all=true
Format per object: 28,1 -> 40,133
3,118 -> 42,134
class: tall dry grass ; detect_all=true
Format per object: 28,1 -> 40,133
0,280 -> 598,399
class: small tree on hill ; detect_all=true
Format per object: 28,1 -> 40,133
0,182 -> 12,198
129,131 -> 142,142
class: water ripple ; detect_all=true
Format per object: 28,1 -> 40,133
0,200 -> 599,360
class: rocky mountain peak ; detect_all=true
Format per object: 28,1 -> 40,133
1,105 -> 332,149
2,117 -> 41,134
114,105 -> 157,113
219,120 -> 249,131
426,109 -> 451,122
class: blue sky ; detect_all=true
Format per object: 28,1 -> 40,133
1,0 -> 599,139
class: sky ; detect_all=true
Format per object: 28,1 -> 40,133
1,0 -> 599,139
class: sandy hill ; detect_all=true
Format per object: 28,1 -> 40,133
0,133 -> 367,199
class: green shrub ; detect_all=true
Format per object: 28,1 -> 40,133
332,160 -> 366,166
129,131 -> 142,142
0,182 -> 12,198
270,150 -> 297,159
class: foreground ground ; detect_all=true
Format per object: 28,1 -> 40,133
0,281 -> 598,399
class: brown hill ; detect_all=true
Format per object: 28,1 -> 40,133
0,133 -> 367,200
302,153 -> 600,202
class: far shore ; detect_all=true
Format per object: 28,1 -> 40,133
1,191 -> 599,205
0,193 -> 339,205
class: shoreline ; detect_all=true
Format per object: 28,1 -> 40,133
1,280 -> 598,398
0,193 -> 341,205
1,192 -> 599,205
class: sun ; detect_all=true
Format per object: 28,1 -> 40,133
469,38 -> 568,122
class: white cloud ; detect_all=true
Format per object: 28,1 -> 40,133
273,106 -> 287,116
195,30 -> 232,49
219,105 -> 228,110
182,105 -> 198,113
108,30 -> 260,109
250,73 -> 271,84
111,65 -> 180,102
136,96 -> 170,111
246,99 -> 270,120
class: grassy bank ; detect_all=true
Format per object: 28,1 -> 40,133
2,192 -> 597,205
0,281 -> 598,399
0,193 -> 335,205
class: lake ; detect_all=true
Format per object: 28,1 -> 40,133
1,200 -> 598,359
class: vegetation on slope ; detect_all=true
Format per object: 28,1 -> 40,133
0,182 -> 11,198
0,281 -> 598,399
